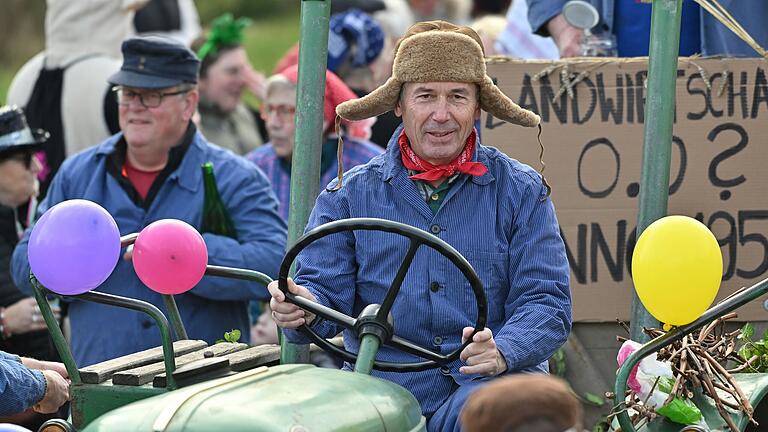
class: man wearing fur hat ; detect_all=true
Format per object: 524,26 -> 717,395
269,21 -> 571,431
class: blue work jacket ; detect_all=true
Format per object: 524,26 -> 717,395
0,351 -> 45,416
286,126 -> 572,417
527,0 -> 768,57
12,131 -> 287,367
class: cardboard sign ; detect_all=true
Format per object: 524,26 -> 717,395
482,58 -> 768,321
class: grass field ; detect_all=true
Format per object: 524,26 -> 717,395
0,11 -> 301,105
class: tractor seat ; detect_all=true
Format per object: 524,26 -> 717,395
78,340 -> 280,387
78,337 -> 343,387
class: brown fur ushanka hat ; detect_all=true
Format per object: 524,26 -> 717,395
336,20 -> 540,128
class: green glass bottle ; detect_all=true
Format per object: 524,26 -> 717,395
201,162 -> 237,239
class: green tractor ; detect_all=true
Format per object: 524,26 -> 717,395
31,218 -> 486,432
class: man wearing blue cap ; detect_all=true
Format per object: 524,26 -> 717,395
11,36 -> 288,367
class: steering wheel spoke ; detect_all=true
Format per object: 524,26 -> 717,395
284,291 -> 356,330
376,238 -> 422,321
389,335 -> 447,363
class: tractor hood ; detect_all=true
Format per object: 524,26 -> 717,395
82,364 -> 426,432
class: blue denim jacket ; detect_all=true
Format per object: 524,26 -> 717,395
0,351 -> 45,416
286,126 -> 572,416
526,0 -> 768,57
12,131 -> 287,367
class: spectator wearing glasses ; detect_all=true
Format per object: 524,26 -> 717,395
245,65 -> 383,221
11,36 -> 287,368
0,105 -> 70,422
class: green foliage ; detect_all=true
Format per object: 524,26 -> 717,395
216,329 -> 242,344
549,348 -> 567,377
736,323 -> 768,372
591,417 -> 611,432
657,398 -> 702,425
656,376 -> 675,394
583,392 -> 605,407
195,0 -> 298,24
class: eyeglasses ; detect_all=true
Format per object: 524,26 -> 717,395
1,150 -> 34,168
113,86 -> 191,109
260,104 -> 296,120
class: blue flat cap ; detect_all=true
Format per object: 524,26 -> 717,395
109,36 -> 200,89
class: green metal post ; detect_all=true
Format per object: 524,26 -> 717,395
353,334 -> 381,375
121,233 -> 188,340
162,295 -> 188,340
629,0 -> 683,343
30,277 -> 81,384
281,0 -> 331,365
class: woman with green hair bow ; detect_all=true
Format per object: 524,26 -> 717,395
192,14 -> 267,155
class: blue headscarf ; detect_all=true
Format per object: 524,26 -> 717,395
327,9 -> 385,72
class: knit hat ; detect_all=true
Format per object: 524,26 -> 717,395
279,65 -> 358,128
336,20 -> 540,128
327,9 -> 385,72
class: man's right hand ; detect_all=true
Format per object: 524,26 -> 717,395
34,369 -> 70,414
267,278 -> 318,329
547,14 -> 583,58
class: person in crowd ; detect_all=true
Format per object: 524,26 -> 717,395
0,352 -> 69,418
246,65 -> 383,221
460,374 -> 584,432
268,20 -> 571,431
325,9 -> 400,148
470,0 -> 512,18
527,0 -> 768,58
7,0 -> 149,197
470,14 -> 509,56
133,0 -> 201,46
496,0 -> 559,59
0,105 -> 69,421
11,36 -> 287,367
192,14 -> 267,155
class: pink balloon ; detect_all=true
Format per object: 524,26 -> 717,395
133,219 -> 208,295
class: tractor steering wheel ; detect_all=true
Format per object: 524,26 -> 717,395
278,218 -> 487,372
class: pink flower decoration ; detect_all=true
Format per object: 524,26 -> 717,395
617,341 -> 642,394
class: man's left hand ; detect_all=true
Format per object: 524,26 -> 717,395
459,327 -> 508,376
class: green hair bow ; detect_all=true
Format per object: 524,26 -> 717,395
197,14 -> 252,61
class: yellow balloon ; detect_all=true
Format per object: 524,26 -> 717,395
631,215 -> 723,326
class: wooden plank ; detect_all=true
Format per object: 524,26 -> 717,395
113,342 -> 248,386
213,337 -> 343,372
223,345 -> 281,372
79,340 -> 208,384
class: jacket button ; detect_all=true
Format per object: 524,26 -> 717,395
433,336 -> 443,345
142,321 -> 152,329
440,366 -> 450,375
430,282 -> 440,293
429,224 -> 441,234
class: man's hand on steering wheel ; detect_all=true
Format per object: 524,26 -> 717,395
268,278 -> 317,328
459,327 -> 508,377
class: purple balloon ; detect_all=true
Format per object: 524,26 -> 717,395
28,199 -> 121,295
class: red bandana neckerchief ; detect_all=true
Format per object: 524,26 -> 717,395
398,129 -> 487,182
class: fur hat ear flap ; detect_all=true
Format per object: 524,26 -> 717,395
336,76 -> 403,121
479,75 -> 540,127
